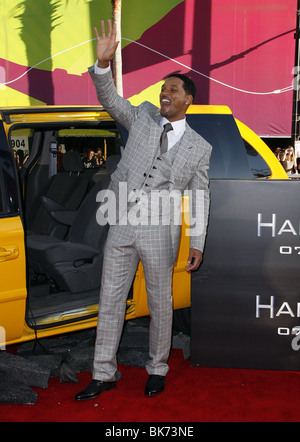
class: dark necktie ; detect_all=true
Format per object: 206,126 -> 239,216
160,123 -> 173,154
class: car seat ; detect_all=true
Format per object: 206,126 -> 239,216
26,155 -> 120,294
27,151 -> 89,238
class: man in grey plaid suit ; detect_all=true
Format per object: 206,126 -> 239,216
76,20 -> 212,401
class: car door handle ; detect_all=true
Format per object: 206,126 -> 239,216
0,246 -> 19,262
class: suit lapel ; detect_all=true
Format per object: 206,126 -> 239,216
148,112 -> 162,162
171,124 -> 195,178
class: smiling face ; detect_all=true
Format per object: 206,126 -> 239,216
159,76 -> 193,122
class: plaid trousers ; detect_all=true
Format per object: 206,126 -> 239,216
93,222 -> 174,381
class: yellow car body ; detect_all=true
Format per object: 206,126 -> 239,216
0,105 -> 287,347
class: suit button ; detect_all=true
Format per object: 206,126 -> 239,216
143,173 -> 147,177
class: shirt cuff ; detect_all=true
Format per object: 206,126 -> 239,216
94,60 -> 111,75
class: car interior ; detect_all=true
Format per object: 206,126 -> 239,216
11,120 -> 122,329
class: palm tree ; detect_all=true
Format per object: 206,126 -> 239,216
111,0 -> 123,96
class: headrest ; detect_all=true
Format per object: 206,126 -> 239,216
63,151 -> 84,173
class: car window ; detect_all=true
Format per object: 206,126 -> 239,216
243,139 -> 271,178
186,114 -> 254,179
10,128 -> 33,169
10,125 -> 122,172
57,127 -> 121,170
0,123 -> 19,217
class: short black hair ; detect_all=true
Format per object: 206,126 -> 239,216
164,73 -> 196,100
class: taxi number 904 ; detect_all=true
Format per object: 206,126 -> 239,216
11,136 -> 29,153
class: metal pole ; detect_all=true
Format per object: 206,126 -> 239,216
111,0 -> 123,97
292,1 -> 300,144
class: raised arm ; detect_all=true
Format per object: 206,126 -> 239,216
89,19 -> 138,130
94,19 -> 120,69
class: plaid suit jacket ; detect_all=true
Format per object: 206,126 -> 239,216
89,67 -> 212,261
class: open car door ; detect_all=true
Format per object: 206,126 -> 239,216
0,121 -> 27,347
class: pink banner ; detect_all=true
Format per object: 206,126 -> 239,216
209,0 -> 296,137
122,0 -> 296,137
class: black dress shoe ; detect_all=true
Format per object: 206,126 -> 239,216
75,379 -> 116,401
145,375 -> 165,397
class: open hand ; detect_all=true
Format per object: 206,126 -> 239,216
94,19 -> 120,68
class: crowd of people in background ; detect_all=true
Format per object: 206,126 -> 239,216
56,145 -> 106,171
82,148 -> 106,169
274,145 -> 299,175
14,145 -> 106,172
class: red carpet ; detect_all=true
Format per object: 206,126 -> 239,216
1,349 -> 300,422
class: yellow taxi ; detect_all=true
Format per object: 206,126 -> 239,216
0,105 -> 287,347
